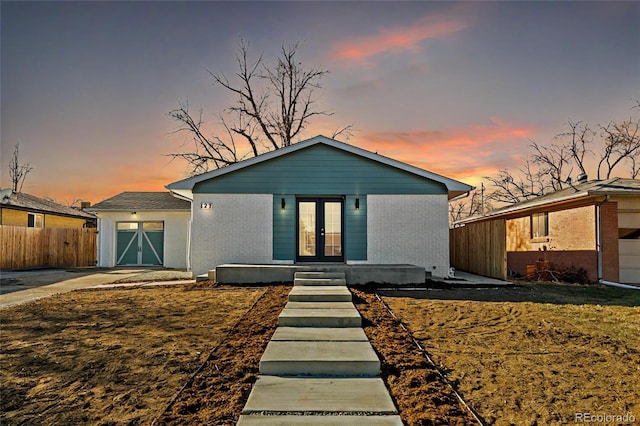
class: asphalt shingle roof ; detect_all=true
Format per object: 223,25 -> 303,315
90,192 -> 191,211
0,189 -> 96,219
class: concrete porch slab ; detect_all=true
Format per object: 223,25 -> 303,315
285,301 -> 354,309
260,341 -> 380,376
278,308 -> 361,327
237,415 -> 403,425
241,376 -> 397,414
288,286 -> 352,302
212,263 -> 426,285
271,327 -> 369,342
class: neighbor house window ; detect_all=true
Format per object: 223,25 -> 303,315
619,228 -> 640,239
27,213 -> 44,228
531,212 -> 549,239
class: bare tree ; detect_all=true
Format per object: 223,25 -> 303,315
449,188 -> 489,223
8,143 -> 33,192
482,100 -> 640,212
562,120 -> 593,180
597,118 -> 640,179
485,159 -> 551,205
169,40 -> 347,175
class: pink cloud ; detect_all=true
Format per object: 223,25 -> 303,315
353,119 -> 535,185
332,9 -> 470,63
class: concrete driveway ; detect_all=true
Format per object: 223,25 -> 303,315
0,268 -> 192,308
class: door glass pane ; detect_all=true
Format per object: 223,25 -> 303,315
143,221 -> 164,231
298,202 -> 316,256
117,222 -> 139,230
324,202 -> 342,257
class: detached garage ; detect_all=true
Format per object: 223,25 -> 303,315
91,192 -> 191,269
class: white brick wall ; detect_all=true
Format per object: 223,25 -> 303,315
367,194 -> 450,278
191,194 -> 273,275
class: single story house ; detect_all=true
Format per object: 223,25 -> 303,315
0,189 -> 95,228
90,192 -> 191,268
167,135 -> 473,278
454,178 -> 640,284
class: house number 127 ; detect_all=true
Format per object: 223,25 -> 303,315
200,202 -> 213,209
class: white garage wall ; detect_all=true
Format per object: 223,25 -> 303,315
191,194 -> 273,275
96,210 -> 190,269
366,194 -> 450,278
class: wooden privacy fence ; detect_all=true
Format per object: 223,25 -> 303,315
450,219 -> 507,280
0,225 -> 97,269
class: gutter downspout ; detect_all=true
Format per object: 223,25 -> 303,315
599,280 -> 640,290
595,195 -> 609,282
96,216 -> 101,267
186,218 -> 192,272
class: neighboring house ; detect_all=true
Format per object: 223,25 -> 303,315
0,189 -> 96,228
90,192 -> 191,269
167,135 -> 473,277
454,178 -> 640,284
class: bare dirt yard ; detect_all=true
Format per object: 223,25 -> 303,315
380,283 -> 640,425
3,280 -> 638,425
0,284 -> 265,425
2,281 -> 478,425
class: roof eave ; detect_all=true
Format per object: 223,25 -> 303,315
0,203 -> 95,219
455,193 -> 603,225
90,208 -> 190,212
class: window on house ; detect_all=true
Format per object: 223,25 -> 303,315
619,228 -> 640,239
27,213 -> 44,228
117,222 -> 139,230
531,212 -> 549,239
142,222 -> 164,231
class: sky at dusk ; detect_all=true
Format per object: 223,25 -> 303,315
2,1 -> 638,204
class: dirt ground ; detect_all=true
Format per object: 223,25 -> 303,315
0,284 -> 264,425
380,283 -> 640,425
3,281 -> 638,425
1,282 -> 479,425
352,288 -> 477,425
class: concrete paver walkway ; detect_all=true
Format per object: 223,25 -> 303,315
238,272 -> 402,425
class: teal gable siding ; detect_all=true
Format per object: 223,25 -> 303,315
273,195 -> 295,260
345,195 -> 366,260
193,144 -> 448,195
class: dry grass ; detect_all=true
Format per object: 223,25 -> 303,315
381,284 -> 640,425
0,285 -> 264,425
4,280 -> 638,425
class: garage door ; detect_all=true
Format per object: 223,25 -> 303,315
116,222 -> 164,266
619,212 -> 640,284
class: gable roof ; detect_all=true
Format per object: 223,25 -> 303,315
167,135 -> 473,200
90,192 -> 191,211
0,189 -> 95,219
457,178 -> 640,224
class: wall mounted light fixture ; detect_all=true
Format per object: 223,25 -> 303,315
355,198 -> 360,209
281,198 -> 286,209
